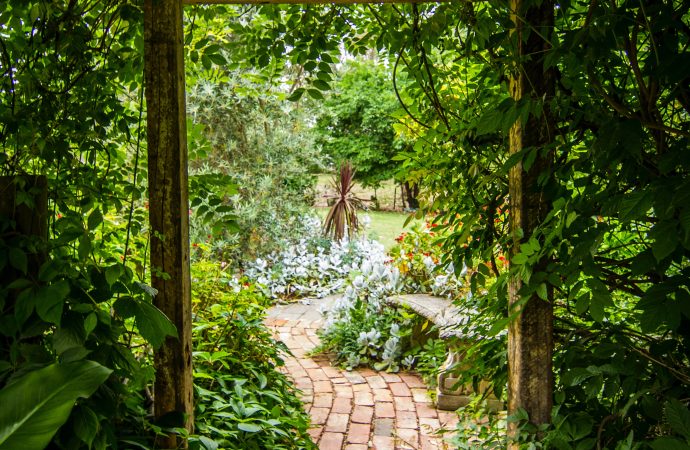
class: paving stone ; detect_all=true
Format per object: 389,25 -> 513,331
419,417 -> 442,434
372,435 -> 396,450
325,413 -> 349,433
373,388 -> 393,402
353,383 -> 371,392
332,397 -> 353,414
308,426 -> 323,441
351,405 -> 374,424
310,407 -> 330,425
265,296 -> 456,450
373,418 -> 394,437
343,371 -> 367,384
388,382 -> 412,397
420,434 -> 443,450
416,403 -> 439,418
320,432 -> 345,450
400,373 -> 427,388
354,391 -> 374,406
375,402 -> 395,419
396,428 -> 419,449
334,385 -> 354,398
347,423 -> 371,444
412,387 -> 431,403
394,396 -> 416,412
313,380 -> 333,393
380,372 -> 402,383
313,393 -> 333,408
366,375 -> 387,389
344,445 -> 369,450
307,368 -> 329,381
396,410 -> 418,429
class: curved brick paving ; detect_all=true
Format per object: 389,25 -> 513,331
265,296 -> 458,450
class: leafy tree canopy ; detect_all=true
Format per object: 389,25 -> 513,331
314,58 -> 409,188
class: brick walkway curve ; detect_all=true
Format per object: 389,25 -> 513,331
265,296 -> 458,450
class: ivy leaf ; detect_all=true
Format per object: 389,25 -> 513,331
307,89 -> 324,100
619,190 -> 653,222
512,253 -> 528,265
650,221 -> 679,261
286,88 -> 304,102
665,399 -> 690,440
72,405 -> 99,448
87,209 -> 103,231
35,280 -> 70,325
105,265 -> 121,286
9,248 -> 27,274
312,79 -> 331,91
650,437 -> 690,450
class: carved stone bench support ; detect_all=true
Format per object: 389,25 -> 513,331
384,294 -> 504,412
436,342 -> 503,412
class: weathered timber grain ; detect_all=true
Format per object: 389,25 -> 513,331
144,1 -> 194,447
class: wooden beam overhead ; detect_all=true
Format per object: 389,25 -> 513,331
184,0 -> 441,4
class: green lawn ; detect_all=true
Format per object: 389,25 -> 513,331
312,207 -> 419,251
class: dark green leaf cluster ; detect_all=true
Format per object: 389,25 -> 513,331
0,2 -> 176,448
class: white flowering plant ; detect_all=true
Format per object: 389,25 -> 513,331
243,214 -> 389,300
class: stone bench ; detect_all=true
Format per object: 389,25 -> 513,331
384,294 -> 503,412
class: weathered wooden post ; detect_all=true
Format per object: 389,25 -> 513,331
507,0 -> 555,445
143,0 -> 194,447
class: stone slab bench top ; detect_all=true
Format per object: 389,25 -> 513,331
384,294 -> 470,339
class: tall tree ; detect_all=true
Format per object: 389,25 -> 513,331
314,59 -> 409,190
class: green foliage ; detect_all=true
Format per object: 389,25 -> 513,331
317,297 -> 420,371
0,361 -> 111,450
406,337 -> 446,388
190,263 -> 315,450
314,59 -> 409,188
0,2 -> 178,448
186,74 -> 321,265
229,1 -> 690,445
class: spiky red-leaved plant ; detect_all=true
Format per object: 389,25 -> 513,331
323,162 -> 364,241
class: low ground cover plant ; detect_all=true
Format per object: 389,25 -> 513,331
243,214 -> 388,300
190,261 -> 315,450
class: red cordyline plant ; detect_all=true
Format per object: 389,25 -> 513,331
323,162 -> 364,241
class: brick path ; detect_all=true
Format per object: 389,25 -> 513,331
265,297 -> 458,450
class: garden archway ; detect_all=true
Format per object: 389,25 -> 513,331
143,1 -> 553,448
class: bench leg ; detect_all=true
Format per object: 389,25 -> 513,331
435,346 -> 504,412
436,348 -> 472,410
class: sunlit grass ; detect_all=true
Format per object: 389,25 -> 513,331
312,207 -> 419,251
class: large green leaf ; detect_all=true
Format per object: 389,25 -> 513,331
0,361 -> 112,450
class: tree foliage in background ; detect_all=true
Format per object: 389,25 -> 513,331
183,8 -> 324,265
222,0 -> 690,446
314,59 -> 409,189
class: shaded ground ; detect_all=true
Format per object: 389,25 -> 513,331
265,296 -> 458,449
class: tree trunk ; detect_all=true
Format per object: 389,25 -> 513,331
507,0 -> 556,446
143,1 -> 194,447
403,181 -> 420,210
0,176 -> 48,361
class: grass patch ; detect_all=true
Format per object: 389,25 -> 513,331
313,207 -> 418,251
314,174 -> 402,211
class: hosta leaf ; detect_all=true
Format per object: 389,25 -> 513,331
0,361 -> 111,450
238,423 -> 262,433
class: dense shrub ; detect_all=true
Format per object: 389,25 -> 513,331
190,262 -> 315,450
